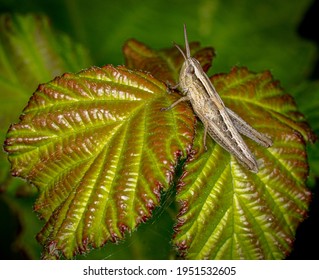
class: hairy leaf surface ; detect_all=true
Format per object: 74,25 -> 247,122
4,65 -> 195,258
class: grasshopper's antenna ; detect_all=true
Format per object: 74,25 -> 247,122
174,24 -> 191,61
174,43 -> 187,61
183,24 -> 191,59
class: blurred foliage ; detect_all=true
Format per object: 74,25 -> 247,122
0,0 -> 318,259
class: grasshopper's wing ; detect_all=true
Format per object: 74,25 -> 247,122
226,108 -> 272,147
205,105 -> 258,172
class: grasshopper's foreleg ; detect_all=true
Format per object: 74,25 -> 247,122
166,82 -> 180,91
161,96 -> 190,111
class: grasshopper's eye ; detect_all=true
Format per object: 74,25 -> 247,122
187,65 -> 195,74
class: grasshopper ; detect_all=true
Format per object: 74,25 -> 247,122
163,25 -> 272,173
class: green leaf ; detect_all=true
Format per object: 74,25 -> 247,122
173,67 -> 314,259
4,65 -> 195,258
77,187 -> 178,260
0,14 -> 92,192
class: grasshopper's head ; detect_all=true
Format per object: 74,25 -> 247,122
175,25 -> 204,93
